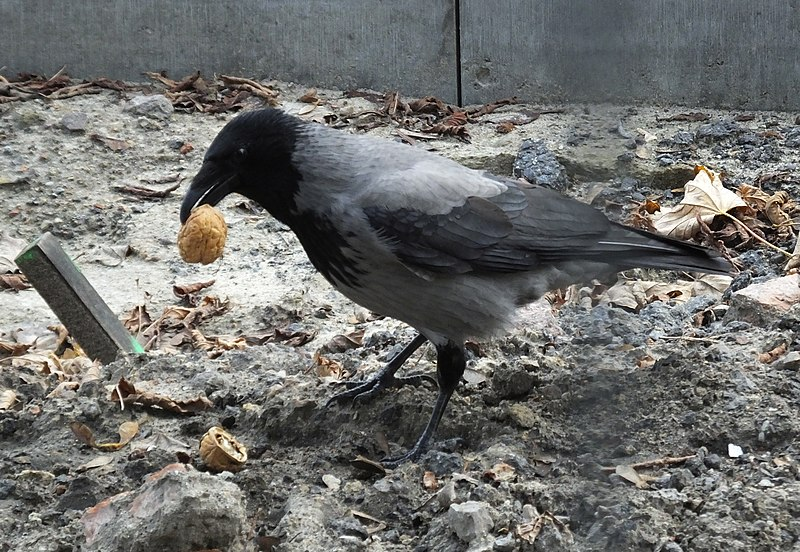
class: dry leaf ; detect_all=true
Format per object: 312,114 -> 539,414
90,133 -> 131,152
422,470 -> 438,490
77,455 -> 115,472
759,342 -> 788,364
484,462 -> 517,482
0,231 -> 27,273
70,420 -> 139,451
110,377 -> 213,414
0,389 -> 17,410
313,351 -> 345,379
652,166 -> 747,239
0,273 -> 30,291
298,89 -> 320,104
615,464 -> 649,488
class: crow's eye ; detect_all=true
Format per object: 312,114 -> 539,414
235,147 -> 247,160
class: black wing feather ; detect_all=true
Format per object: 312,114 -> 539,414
365,176 -> 729,275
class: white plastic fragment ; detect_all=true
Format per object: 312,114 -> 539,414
727,443 -> 744,458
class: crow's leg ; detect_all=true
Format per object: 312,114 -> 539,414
381,341 -> 466,467
326,333 -> 432,406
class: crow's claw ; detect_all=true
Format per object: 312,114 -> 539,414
325,333 -> 430,408
326,372 -> 437,407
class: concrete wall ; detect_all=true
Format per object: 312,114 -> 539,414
460,1 -> 800,110
1,0 -> 459,101
2,1 -> 798,110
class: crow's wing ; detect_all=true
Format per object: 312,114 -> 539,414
363,172 -> 619,274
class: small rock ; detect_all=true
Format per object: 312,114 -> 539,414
321,474 -> 341,491
725,274 -> 800,326
493,532 -> 516,551
695,120 -> 742,141
661,541 -> 684,552
422,450 -> 464,476
61,112 -> 88,132
56,475 -> 99,511
774,351 -> 800,371
124,95 -> 174,120
669,469 -> 694,491
490,364 -> 535,400
757,478 -> 775,488
512,139 -> 569,191
436,480 -> 457,510
669,130 -> 695,145
82,464 -> 248,552
448,501 -> 494,543
703,453 -> 722,470
0,478 -> 16,499
785,127 -> 800,148
505,403 -> 539,429
14,470 -> 55,503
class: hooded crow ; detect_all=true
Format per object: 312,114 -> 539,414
180,108 -> 731,466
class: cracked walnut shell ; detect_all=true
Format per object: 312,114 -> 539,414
178,204 -> 227,264
199,426 -> 247,472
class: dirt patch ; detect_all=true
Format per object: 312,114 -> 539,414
1,81 -> 800,551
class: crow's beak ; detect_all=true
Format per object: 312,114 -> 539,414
180,162 -> 240,223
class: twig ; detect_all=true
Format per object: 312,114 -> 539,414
46,65 -> 68,84
721,212 -> 792,257
601,454 -> 696,472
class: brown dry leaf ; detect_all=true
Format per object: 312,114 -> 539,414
764,191 -> 793,227
759,342 -> 788,364
0,389 -> 17,410
0,339 -> 30,356
270,326 -> 316,347
95,421 -> 139,451
657,112 -> 710,122
325,331 -> 364,352
121,304 -> 152,334
422,122 -> 471,142
0,273 -> 30,291
615,464 -> 649,488
71,420 -> 139,451
496,121 -> 516,134
422,471 -> 438,490
190,329 -> 247,358
298,88 -> 320,104
89,133 -> 131,152
111,377 -> 213,414
46,381 -> 80,398
350,455 -> 387,475
637,354 -> 656,369
652,166 -> 747,239
738,184 -> 772,210
173,280 -> 216,300
642,199 -> 661,214
70,421 -> 97,447
407,95 -> 447,115
313,351 -> 345,379
77,455 -> 115,472
485,462 -> 517,482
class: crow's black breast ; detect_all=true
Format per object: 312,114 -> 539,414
289,213 -> 366,287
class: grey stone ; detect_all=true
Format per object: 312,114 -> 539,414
60,112 -> 88,132
493,532 -> 516,551
512,139 -> 569,191
124,95 -> 174,120
448,501 -> 494,542
82,464 -> 249,552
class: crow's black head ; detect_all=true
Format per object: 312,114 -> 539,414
180,109 -> 302,223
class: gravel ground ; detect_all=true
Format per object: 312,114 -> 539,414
1,79 -> 800,552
